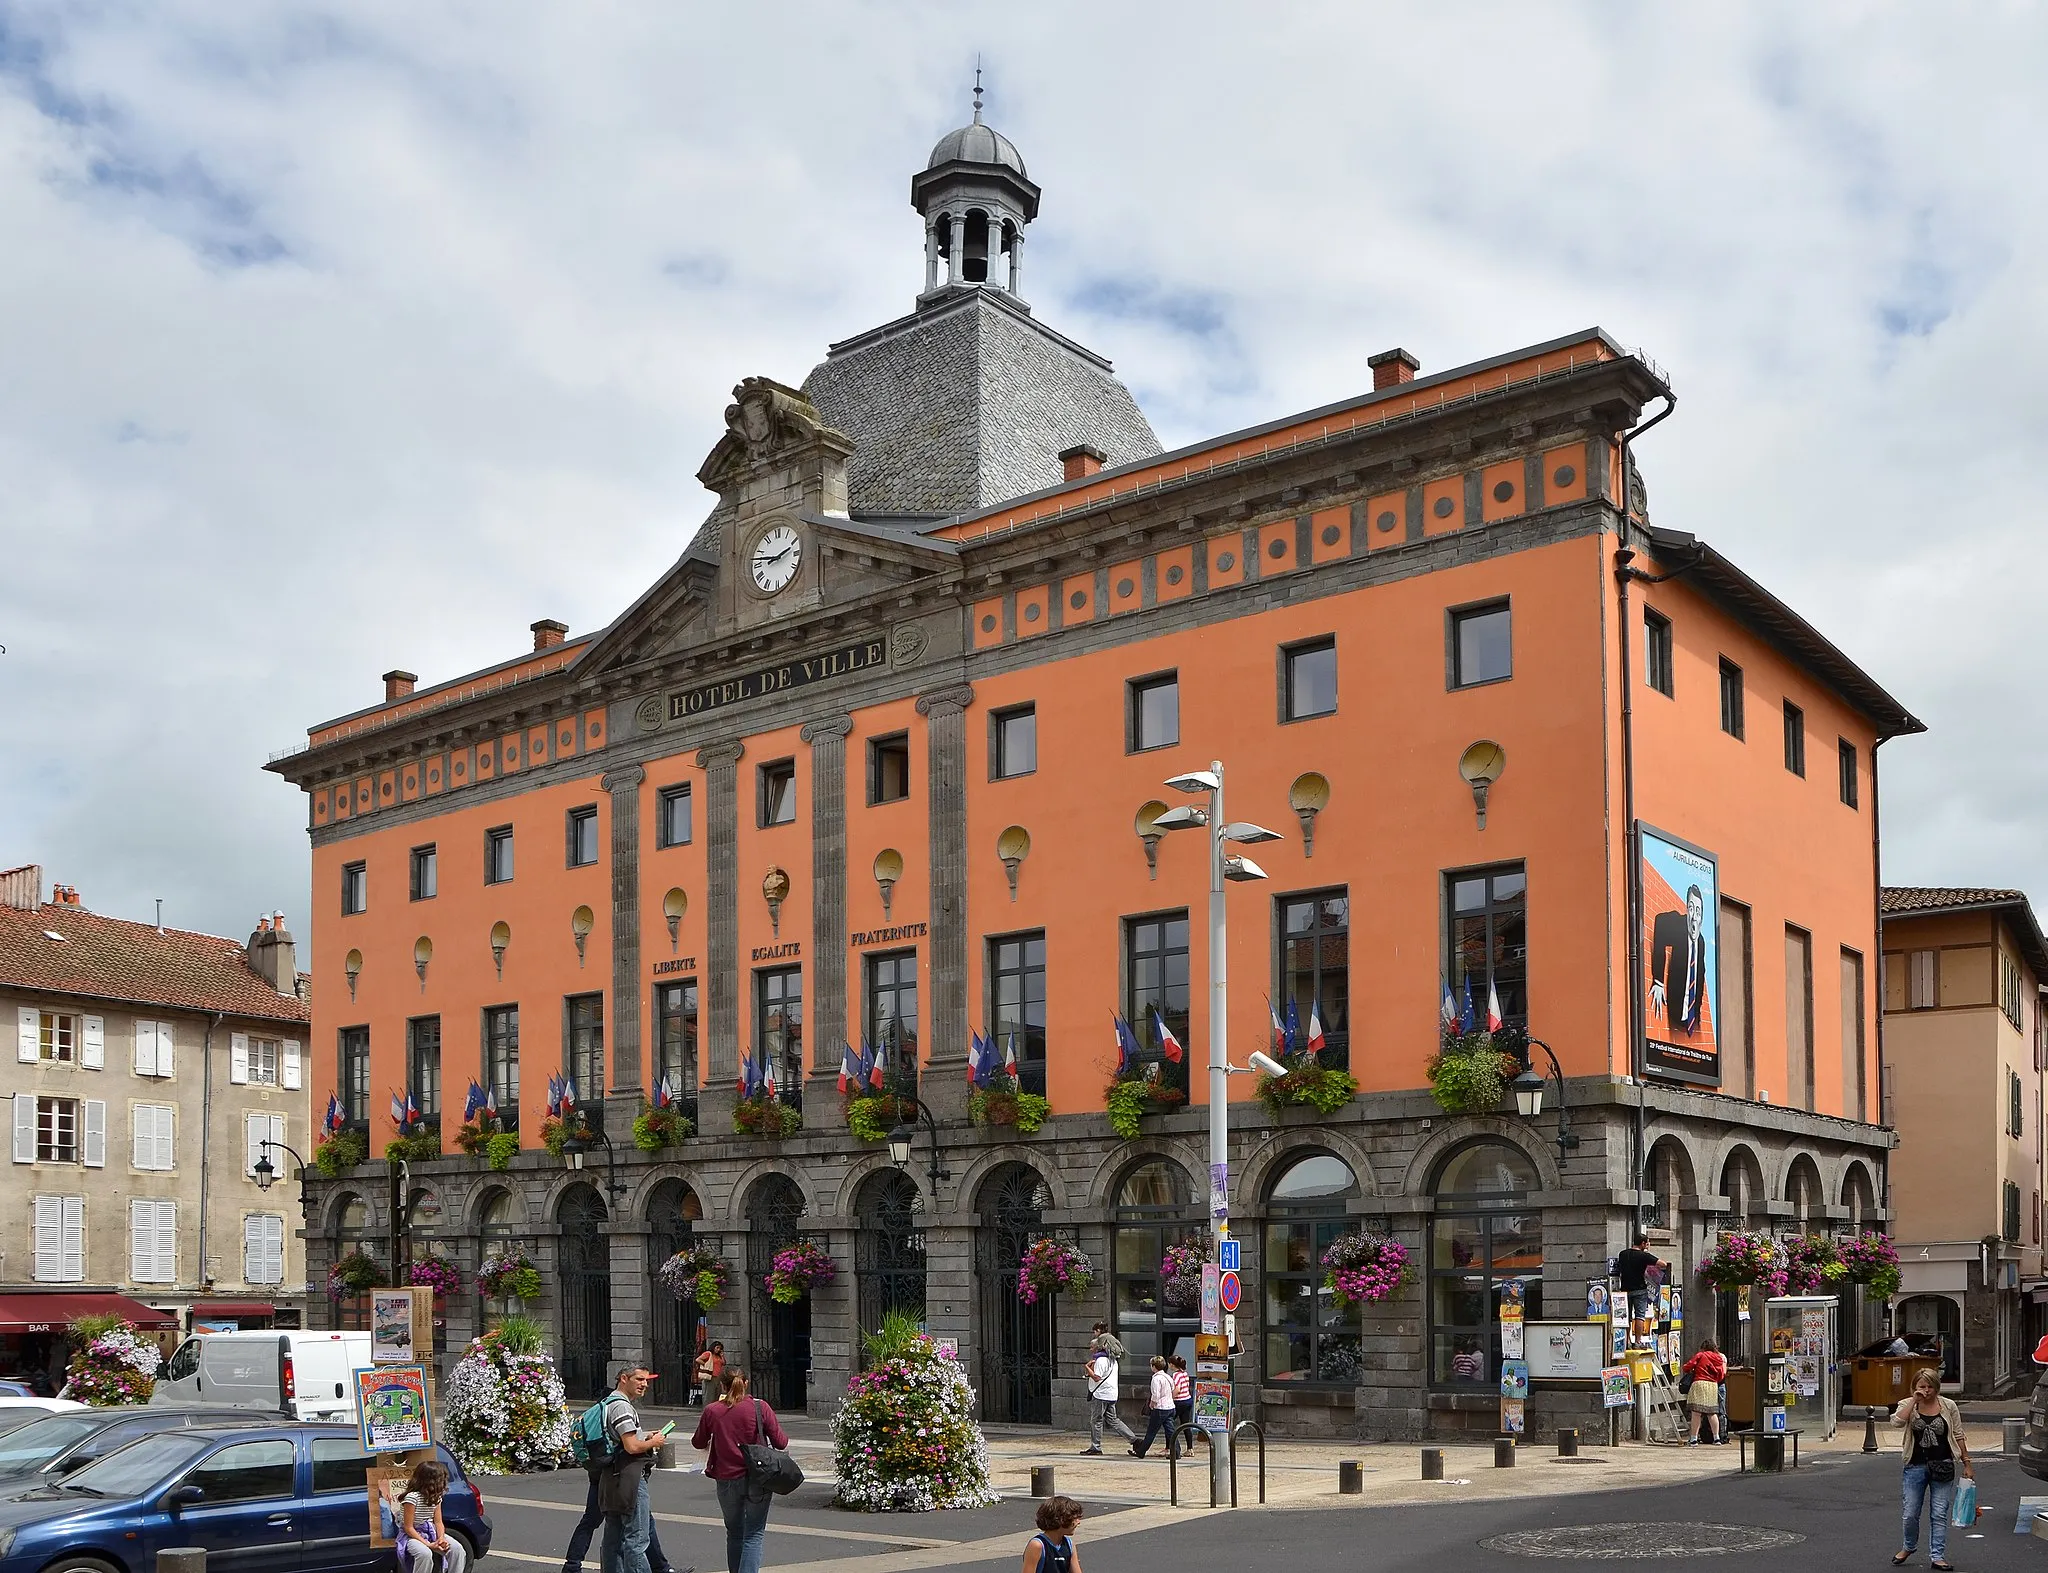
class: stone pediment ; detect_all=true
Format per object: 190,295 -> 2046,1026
697,376 -> 853,496
571,554 -> 719,675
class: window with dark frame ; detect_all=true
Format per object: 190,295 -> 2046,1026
868,733 -> 911,805
1719,659 -> 1745,740
759,760 -> 797,827
1644,608 -> 1674,697
482,1006 -> 519,1128
1263,1153 -> 1364,1387
1124,911 -> 1192,1097
341,862 -> 367,916
1127,673 -> 1180,753
409,845 -> 437,902
990,705 -> 1037,779
1109,1157 -> 1205,1371
755,966 -> 803,1102
988,930 -> 1047,1096
1278,890 -> 1349,1070
865,950 -> 920,1073
654,980 -> 698,1105
338,1027 -> 370,1126
567,805 -> 599,867
1282,638 -> 1338,722
1783,702 -> 1806,776
1838,740 -> 1859,809
1449,602 -> 1512,689
657,784 -> 693,849
1445,865 -> 1528,1028
2006,1180 -> 2023,1244
2010,1068 -> 2025,1140
407,1017 -> 442,1119
1786,925 -> 1815,1110
1428,1141 -> 1543,1387
565,993 -> 605,1103
35,1096 -> 78,1163
484,826 -> 514,884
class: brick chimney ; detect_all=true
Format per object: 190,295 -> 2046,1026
383,670 -> 418,702
1058,444 -> 1107,482
0,865 -> 42,912
1369,348 -> 1420,390
246,911 -> 297,996
50,884 -> 81,907
531,619 -> 569,651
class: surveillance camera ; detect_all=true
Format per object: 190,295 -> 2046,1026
1248,1050 -> 1288,1079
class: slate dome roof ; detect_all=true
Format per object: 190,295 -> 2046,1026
927,120 -> 1026,177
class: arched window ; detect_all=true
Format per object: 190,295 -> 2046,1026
1263,1153 -> 1361,1387
328,1192 -> 374,1332
1110,1158 -> 1203,1370
1786,1156 -> 1823,1233
856,1170 -> 927,1346
1428,1142 -> 1542,1388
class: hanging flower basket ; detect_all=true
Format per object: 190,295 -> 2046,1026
1698,1229 -> 1778,1290
845,1094 -> 917,1144
1839,1232 -> 1902,1299
657,1246 -> 734,1311
1426,1027 -> 1520,1115
410,1257 -> 463,1299
314,1128 -> 368,1177
1017,1237 -> 1092,1305
1320,1231 -> 1414,1308
327,1247 -> 385,1300
1158,1238 -> 1209,1311
65,1319 -> 162,1406
478,1249 -> 543,1303
765,1240 -> 836,1305
1255,1057 -> 1360,1118
633,1101 -> 694,1152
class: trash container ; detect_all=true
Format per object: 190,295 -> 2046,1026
1848,1359 -> 1915,1410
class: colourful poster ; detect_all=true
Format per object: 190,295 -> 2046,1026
1639,822 -> 1720,1087
1601,1366 -> 1635,1407
1658,1284 -> 1672,1323
1610,1315 -> 1627,1359
1670,1288 -> 1684,1326
1501,1320 -> 1525,1359
1501,1399 -> 1526,1434
1193,1381 -> 1231,1434
1500,1279 -> 1526,1312
1586,1282 -> 1611,1321
371,1290 -> 417,1364
1500,1360 -> 1529,1400
354,1364 -> 432,1453
1737,1285 -> 1752,1321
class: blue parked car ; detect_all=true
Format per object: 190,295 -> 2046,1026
0,1423 -> 491,1573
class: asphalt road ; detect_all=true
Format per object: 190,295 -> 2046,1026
474,1448 -> 2048,1573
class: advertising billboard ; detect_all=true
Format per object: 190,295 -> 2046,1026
1639,823 -> 1720,1087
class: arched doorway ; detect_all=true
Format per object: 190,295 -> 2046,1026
329,1192 -> 374,1331
1427,1140 -> 1542,1387
975,1163 -> 1054,1423
557,1185 -> 612,1399
1109,1157 -> 1204,1370
745,1176 -> 809,1412
406,1188 -> 450,1357
855,1170 -> 926,1355
1715,1147 -> 1767,1366
647,1181 -> 704,1397
1263,1152 -> 1362,1388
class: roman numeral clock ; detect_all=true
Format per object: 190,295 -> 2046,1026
748,523 -> 803,595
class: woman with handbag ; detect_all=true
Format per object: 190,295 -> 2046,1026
1892,1367 -> 1972,1570
1678,1339 -> 1727,1446
691,1368 -> 792,1573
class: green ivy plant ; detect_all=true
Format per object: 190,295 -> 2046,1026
483,1132 -> 521,1171
491,1314 -> 546,1356
1104,1079 -> 1150,1140
1255,1058 -> 1360,1118
845,1094 -> 915,1144
314,1129 -> 368,1177
384,1129 -> 443,1163
1427,1028 -> 1518,1115
968,1086 -> 1050,1133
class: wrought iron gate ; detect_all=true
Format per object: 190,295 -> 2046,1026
557,1186 -> 613,1399
855,1171 -> 927,1356
746,1177 -> 809,1412
976,1164 -> 1054,1424
648,1183 -> 701,1398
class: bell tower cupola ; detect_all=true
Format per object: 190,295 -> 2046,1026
910,73 -> 1040,306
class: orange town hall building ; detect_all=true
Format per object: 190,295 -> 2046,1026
270,101 -> 1922,1438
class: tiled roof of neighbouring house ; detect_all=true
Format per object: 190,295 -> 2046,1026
0,901 -> 308,1022
1883,885 -> 2048,981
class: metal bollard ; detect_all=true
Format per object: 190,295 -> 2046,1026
1421,1447 -> 1444,1480
1338,1460 -> 1363,1494
160,1551 -> 207,1573
1557,1428 -> 1578,1457
1754,1434 -> 1785,1473
2006,1417 -> 2027,1456
1494,1436 -> 1517,1469
1863,1407 -> 1879,1454
1030,1465 -> 1056,1498
655,1440 -> 676,1470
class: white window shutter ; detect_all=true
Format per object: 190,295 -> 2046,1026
133,1021 -> 155,1078
132,1106 -> 151,1170
156,1022 -> 175,1078
62,1196 -> 83,1282
33,1197 -> 58,1281
243,1214 -> 259,1282
247,1213 -> 285,1286
81,1016 -> 104,1071
228,1033 -> 249,1085
160,1107 -> 176,1172
13,1095 -> 34,1165
266,1214 -> 285,1284
17,1007 -> 38,1064
244,1113 -> 265,1178
268,1113 -> 286,1159
281,1039 -> 302,1091
156,1201 -> 177,1284
82,1100 -> 105,1169
130,1200 -> 153,1282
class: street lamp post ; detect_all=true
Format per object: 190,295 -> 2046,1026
560,1110 -> 629,1200
1510,1037 -> 1580,1160
1157,759 -> 1282,1507
886,1098 -> 951,1195
254,1140 -> 314,1226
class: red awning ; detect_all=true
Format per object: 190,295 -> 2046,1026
0,1295 -> 179,1333
190,1303 -> 274,1318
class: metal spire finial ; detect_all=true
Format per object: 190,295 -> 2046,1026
972,58 -> 983,123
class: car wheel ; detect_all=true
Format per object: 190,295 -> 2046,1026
39,1556 -> 122,1573
447,1528 -> 479,1566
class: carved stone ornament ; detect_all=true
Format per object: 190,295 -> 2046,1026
762,866 -> 791,937
697,376 -> 849,491
634,696 -> 664,734
889,622 -> 930,669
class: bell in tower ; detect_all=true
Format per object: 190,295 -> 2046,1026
911,74 -> 1040,304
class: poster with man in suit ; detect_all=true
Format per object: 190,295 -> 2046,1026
1640,824 -> 1720,1086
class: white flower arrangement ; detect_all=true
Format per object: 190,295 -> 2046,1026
832,1317 -> 999,1513
442,1324 -> 571,1474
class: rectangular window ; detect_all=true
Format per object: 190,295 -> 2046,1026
1429,1206 -> 1543,1387
483,1007 -> 519,1127
865,950 -> 919,1073
341,862 -> 367,916
1445,864 -> 1528,1028
31,1196 -> 83,1283
758,760 -> 797,827
657,785 -> 693,849
407,1017 -> 441,1119
1282,638 -> 1338,721
1719,659 -> 1745,739
132,1103 -> 175,1171
131,1019 -> 173,1078
1838,741 -> 1859,809
988,931 -> 1047,1097
242,1111 -> 285,1178
1786,926 -> 1815,1110
244,1213 -> 285,1286
37,1097 -> 78,1164
868,733 -> 911,805
990,705 -> 1037,780
1909,949 -> 1938,1010
567,806 -> 599,868
409,845 -> 437,902
2008,1068 -> 2025,1139
2006,1180 -> 2023,1244
2001,952 -> 2025,1031
1783,702 -> 1806,776
1840,949 -> 1865,1121
1449,602 -> 1512,689
246,1038 -> 280,1087
1644,608 -> 1674,697
1721,898 -> 1755,1099
566,994 -> 605,1103
338,1026 -> 370,1126
654,981 -> 698,1100
484,826 -> 514,885
1279,890 -> 1349,1070
1123,911 -> 1191,1097
129,1198 -> 176,1284
755,966 -> 802,1097
1127,673 -> 1180,753
37,1012 -> 76,1064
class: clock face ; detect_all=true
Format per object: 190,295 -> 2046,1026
749,524 -> 802,594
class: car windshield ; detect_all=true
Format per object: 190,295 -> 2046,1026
0,1415 -> 107,1473
58,1433 -> 210,1497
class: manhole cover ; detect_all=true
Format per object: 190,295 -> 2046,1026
1481,1524 -> 1806,1558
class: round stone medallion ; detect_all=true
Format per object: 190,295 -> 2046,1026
1217,551 -> 1236,571
1070,589 -> 1088,609
634,696 -> 664,733
1166,564 -> 1185,585
1554,464 -> 1578,487
1480,1524 -> 1805,1560
1494,479 -> 1516,502
1377,510 -> 1398,532
1116,577 -> 1135,598
1322,524 -> 1341,545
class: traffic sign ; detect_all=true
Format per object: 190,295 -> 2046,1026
1217,1269 -> 1242,1313
1218,1238 -> 1240,1272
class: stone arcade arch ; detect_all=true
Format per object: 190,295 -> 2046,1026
556,1183 -> 611,1399
744,1173 -> 810,1412
974,1161 -> 1056,1425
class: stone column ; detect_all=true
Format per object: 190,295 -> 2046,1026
948,211 -> 965,284
609,1220 -> 652,1386
924,219 -> 941,293
916,685 -> 974,1121
802,716 -> 853,1098
601,766 -> 646,1139
696,741 -> 745,1135
1008,226 -> 1023,296
806,1223 -> 859,1414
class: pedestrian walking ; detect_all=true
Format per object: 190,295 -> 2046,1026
1678,1340 -> 1726,1445
691,1367 -> 790,1573
1893,1368 -> 1972,1570
398,1459 -> 468,1573
1168,1354 -> 1193,1438
1021,1495 -> 1085,1573
562,1369 -> 682,1573
593,1364 -> 675,1573
691,1341 -> 725,1406
1079,1342 -> 1135,1455
1130,1356 -> 1178,1459
1088,1321 -> 1126,1362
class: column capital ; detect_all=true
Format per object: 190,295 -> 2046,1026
800,715 -> 855,744
599,764 -> 646,794
696,740 -> 746,769
914,684 -> 976,718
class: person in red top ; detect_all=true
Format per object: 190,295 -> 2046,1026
691,1369 -> 788,1573
1167,1355 -> 1193,1436
1679,1339 -> 1728,1445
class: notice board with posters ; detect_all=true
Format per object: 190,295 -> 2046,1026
1638,823 -> 1721,1087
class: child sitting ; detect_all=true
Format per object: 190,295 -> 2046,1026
399,1459 -> 467,1573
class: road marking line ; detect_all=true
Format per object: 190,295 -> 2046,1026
484,1493 -> 947,1549
762,1502 -> 1222,1573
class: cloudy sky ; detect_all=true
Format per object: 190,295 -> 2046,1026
2,3 -> 2044,942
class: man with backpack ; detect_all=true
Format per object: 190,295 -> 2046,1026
561,1364 -> 687,1573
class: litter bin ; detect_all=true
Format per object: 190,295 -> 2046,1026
1848,1359 -> 1915,1410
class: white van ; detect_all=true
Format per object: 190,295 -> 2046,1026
151,1330 -> 372,1422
